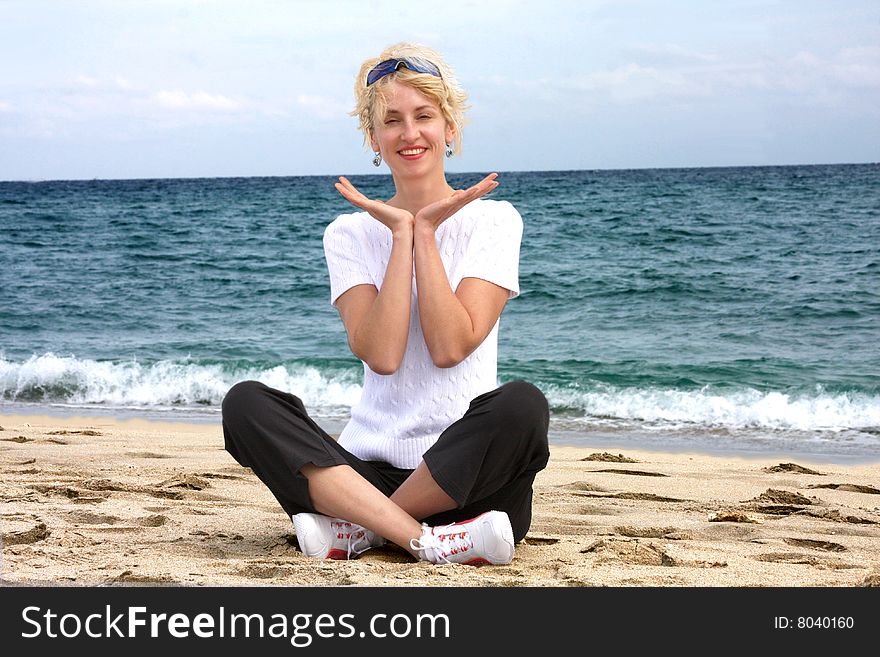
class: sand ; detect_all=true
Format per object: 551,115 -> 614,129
2,413 -> 879,587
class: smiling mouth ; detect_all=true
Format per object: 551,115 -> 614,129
398,147 -> 427,156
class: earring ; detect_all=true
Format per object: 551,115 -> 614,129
372,152 -> 382,167
445,143 -> 454,158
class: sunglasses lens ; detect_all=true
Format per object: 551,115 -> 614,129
366,60 -> 398,86
366,58 -> 441,86
405,57 -> 440,77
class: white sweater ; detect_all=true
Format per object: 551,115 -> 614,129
323,199 -> 522,468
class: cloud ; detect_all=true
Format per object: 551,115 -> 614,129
295,94 -> 351,119
733,47 -> 880,111
0,75 -> 262,140
720,47 -> 880,94
478,41 -> 880,116
153,90 -> 244,111
72,74 -> 100,88
622,43 -> 718,66
575,63 -> 703,101
830,46 -> 880,87
114,76 -> 137,90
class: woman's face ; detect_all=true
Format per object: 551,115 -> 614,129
370,79 -> 454,180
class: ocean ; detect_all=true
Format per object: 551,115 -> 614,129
2,164 -> 878,462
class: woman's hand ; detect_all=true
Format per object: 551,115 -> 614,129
335,176 -> 414,235
414,173 -> 499,233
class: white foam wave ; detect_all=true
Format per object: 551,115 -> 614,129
0,353 -> 362,414
544,384 -> 880,433
3,354 -> 878,434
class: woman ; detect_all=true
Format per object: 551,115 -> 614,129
222,43 -> 549,565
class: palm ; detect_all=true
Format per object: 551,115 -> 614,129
415,173 -> 499,230
335,176 -> 413,232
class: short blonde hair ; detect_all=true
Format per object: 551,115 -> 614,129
352,42 -> 469,155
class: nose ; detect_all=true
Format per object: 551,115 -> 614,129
401,118 -> 419,142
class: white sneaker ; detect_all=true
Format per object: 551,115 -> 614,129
292,513 -> 385,560
411,510 -> 515,565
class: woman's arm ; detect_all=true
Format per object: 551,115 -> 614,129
333,177 -> 415,375
414,229 -> 510,368
412,173 -> 510,368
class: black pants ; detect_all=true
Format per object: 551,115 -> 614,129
221,379 -> 550,543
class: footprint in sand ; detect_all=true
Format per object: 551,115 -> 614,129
708,510 -> 762,523
554,481 -> 610,494
752,552 -> 859,570
799,508 -> 879,525
807,483 -> 880,495
750,489 -> 815,505
615,526 -> 692,540
29,484 -> 110,504
194,472 -> 247,481
47,429 -> 102,436
762,463 -> 824,475
107,571 -> 178,584
581,538 -> 726,568
572,503 -> 620,516
66,510 -> 121,525
861,573 -> 880,586
580,452 -> 639,463
521,535 -> 560,546
1,513 -> 50,545
588,468 -> 668,477
782,537 -> 847,552
79,478 -> 184,500
612,492 -> 688,503
136,514 -> 169,527
64,510 -> 170,530
234,563 -> 295,579
529,515 -> 600,536
743,488 -> 817,516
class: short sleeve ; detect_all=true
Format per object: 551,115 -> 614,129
323,215 -> 374,307
458,201 -> 522,299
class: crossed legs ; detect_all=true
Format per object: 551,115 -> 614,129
299,462 -> 456,558
221,380 -> 549,557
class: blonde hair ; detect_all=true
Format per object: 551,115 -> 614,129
352,42 -> 469,155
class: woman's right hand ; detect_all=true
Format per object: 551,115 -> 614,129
335,176 -> 414,234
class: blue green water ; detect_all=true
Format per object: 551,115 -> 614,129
1,164 -> 879,460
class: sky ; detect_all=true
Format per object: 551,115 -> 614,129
0,0 -> 878,181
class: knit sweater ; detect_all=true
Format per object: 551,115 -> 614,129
323,198 -> 522,468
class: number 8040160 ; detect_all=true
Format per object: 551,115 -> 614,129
774,616 -> 854,629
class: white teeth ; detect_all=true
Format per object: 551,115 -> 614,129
400,148 -> 425,155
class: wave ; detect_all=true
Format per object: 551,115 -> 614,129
542,382 -> 880,433
0,353 -> 361,415
2,354 -> 878,437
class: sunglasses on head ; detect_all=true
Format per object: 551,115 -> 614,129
366,57 -> 442,86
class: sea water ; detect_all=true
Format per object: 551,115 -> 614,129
1,164 -> 878,461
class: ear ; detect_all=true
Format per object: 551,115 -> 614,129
368,130 -> 379,153
445,123 -> 456,147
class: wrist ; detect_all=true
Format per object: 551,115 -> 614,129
390,221 -> 414,240
413,221 -> 437,242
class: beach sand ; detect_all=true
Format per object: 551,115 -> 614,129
2,413 -> 879,587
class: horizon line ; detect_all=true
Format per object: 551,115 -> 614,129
2,160 -> 877,184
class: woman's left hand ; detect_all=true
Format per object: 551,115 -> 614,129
414,173 -> 499,233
